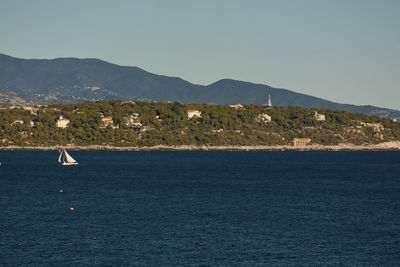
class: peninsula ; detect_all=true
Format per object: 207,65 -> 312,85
1,100 -> 399,150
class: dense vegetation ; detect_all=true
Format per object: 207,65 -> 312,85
0,100 -> 399,147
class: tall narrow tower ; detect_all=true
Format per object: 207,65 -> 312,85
267,94 -> 272,107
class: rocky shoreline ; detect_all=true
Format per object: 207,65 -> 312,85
1,142 -> 400,151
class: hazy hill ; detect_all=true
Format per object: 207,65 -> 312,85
0,53 -> 399,119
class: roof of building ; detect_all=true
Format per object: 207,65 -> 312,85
121,101 -> 136,105
101,116 -> 113,120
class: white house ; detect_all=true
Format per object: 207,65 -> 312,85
256,113 -> 272,123
12,120 -> 24,125
124,113 -> 142,127
187,109 -> 201,119
23,107 -> 39,115
56,116 -> 70,128
365,123 -> 384,132
100,116 -> 114,127
229,104 -> 244,110
314,111 -> 326,121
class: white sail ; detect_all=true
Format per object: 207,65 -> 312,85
59,149 -> 78,165
63,150 -> 77,163
58,149 -> 62,163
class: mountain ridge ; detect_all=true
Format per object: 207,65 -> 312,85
0,53 -> 399,119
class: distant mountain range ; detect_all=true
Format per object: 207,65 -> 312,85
0,53 -> 399,119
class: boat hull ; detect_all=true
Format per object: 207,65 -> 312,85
62,162 -> 78,166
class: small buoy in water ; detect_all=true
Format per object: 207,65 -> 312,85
59,189 -> 63,193
70,207 -> 74,211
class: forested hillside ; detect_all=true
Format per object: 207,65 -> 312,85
1,100 -> 399,147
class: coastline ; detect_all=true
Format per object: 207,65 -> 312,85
1,142 -> 400,151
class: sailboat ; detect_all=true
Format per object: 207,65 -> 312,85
58,149 -> 78,166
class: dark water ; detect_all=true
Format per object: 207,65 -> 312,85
1,151 -> 400,266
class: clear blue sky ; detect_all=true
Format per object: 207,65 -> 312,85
1,0 -> 399,109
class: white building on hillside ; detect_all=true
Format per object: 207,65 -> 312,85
124,113 -> 142,127
23,107 -> 39,115
100,116 -> 114,127
56,116 -> 70,128
293,138 -> 311,146
12,120 -> 24,125
187,109 -> 201,119
229,104 -> 244,110
256,113 -> 272,123
314,111 -> 326,121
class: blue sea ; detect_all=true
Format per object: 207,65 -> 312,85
1,151 -> 400,266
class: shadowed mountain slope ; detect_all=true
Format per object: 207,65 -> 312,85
0,53 -> 399,119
